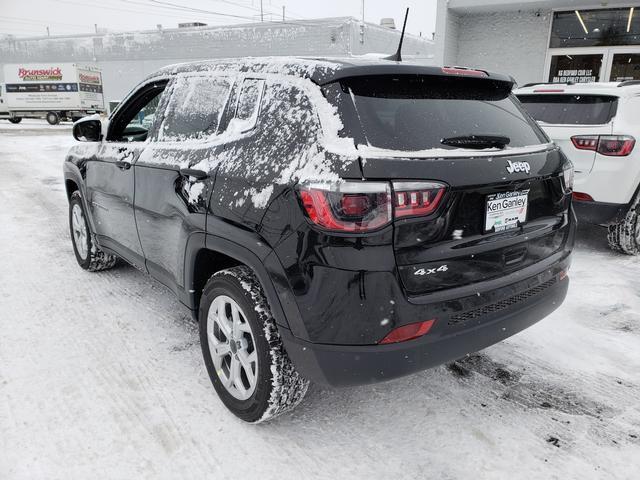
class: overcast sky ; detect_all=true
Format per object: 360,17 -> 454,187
1,0 -> 438,38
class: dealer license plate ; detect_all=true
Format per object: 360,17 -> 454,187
485,190 -> 529,233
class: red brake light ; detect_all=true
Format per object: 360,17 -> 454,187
572,192 -> 594,202
298,182 -> 392,233
441,66 -> 488,77
298,181 -> 448,232
393,181 -> 446,218
379,319 -> 436,344
571,135 -> 635,156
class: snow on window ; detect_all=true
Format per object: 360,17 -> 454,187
235,79 -> 264,122
159,75 -> 231,142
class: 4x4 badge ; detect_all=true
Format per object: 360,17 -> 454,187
506,160 -> 531,174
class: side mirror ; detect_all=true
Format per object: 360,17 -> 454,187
73,118 -> 102,142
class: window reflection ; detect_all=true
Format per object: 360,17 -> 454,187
551,7 -> 640,48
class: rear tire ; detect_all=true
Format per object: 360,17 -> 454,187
46,111 -> 60,125
199,266 -> 309,423
8,117 -> 22,124
608,194 -> 640,255
69,191 -> 117,271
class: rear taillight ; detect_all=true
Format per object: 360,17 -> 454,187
562,161 -> 574,192
392,181 -> 447,219
298,182 -> 392,233
571,135 -> 636,156
379,319 -> 436,344
572,192 -> 594,202
298,181 -> 448,232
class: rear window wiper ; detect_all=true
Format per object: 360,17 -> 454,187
441,135 -> 511,150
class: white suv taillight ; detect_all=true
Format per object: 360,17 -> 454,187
298,180 -> 448,232
571,135 -> 636,157
562,161 -> 574,192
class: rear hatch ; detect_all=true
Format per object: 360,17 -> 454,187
324,72 -> 572,297
516,92 -> 617,176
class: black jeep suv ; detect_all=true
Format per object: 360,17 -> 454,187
64,58 -> 575,422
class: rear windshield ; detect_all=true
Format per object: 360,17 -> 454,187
325,75 -> 546,151
517,94 -> 618,125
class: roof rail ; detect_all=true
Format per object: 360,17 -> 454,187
520,81 -> 575,88
618,80 -> 640,87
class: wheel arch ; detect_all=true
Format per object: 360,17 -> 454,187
183,232 -> 308,339
65,178 -> 79,199
185,232 -> 303,336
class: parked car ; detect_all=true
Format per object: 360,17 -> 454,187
64,58 -> 575,422
516,81 -> 640,254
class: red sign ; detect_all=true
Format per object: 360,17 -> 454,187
18,67 -> 63,81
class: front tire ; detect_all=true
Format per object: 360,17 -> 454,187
608,194 -> 640,255
199,266 -> 309,423
8,117 -> 22,124
69,191 -> 117,271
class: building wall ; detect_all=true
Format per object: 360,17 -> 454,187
457,10 -> 551,85
455,10 -> 552,85
0,18 -> 434,102
350,22 -> 434,60
434,0 -> 460,66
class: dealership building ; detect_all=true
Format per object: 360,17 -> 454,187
435,0 -> 640,85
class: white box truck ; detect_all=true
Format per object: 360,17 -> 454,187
1,63 -> 105,125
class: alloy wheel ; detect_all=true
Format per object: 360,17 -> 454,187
71,203 -> 88,260
207,295 -> 259,400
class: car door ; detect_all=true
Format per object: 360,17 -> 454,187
133,73 -> 234,296
85,78 -> 169,267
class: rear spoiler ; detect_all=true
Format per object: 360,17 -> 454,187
314,64 -> 515,87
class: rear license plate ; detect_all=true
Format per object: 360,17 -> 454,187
485,190 -> 529,233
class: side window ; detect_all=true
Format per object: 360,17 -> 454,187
159,75 -> 232,141
107,81 -> 168,142
234,78 -> 265,130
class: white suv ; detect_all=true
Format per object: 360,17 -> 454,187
516,81 -> 640,254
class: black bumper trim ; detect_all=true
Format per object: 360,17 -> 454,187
281,275 -> 569,387
573,200 -> 627,225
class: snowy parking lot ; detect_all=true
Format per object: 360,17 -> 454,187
1,121 -> 639,479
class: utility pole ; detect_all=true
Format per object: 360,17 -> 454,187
94,23 -> 98,34
359,0 -> 365,44
46,26 -> 50,36
282,5 -> 285,22
260,0 -> 264,22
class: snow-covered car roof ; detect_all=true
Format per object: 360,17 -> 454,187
146,56 -> 515,86
515,81 -> 640,98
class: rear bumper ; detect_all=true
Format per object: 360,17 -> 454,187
281,262 -> 570,387
573,199 -> 627,225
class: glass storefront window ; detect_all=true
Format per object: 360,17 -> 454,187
550,8 -> 640,48
610,53 -> 640,81
548,54 -> 603,83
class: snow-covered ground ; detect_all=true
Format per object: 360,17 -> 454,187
1,122 -> 639,480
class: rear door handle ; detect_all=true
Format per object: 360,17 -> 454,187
115,161 -> 132,170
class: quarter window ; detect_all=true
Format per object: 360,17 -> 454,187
159,75 -> 232,141
233,78 -> 265,131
